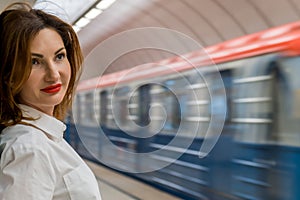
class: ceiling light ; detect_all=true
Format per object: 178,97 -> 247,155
75,18 -> 90,28
96,0 -> 116,10
85,8 -> 103,19
72,0 -> 118,31
72,25 -> 81,32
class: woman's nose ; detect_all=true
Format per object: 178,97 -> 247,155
45,62 -> 60,82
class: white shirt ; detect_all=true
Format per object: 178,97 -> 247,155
0,104 -> 102,200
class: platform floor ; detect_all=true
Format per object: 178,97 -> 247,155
85,160 -> 182,200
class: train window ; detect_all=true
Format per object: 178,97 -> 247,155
149,84 -> 172,132
84,92 -> 95,124
106,90 -> 116,129
128,89 -> 139,125
209,70 -> 232,123
73,94 -> 82,124
112,87 -> 131,129
184,70 -> 210,138
100,91 -> 108,126
78,94 -> 86,125
232,55 -> 279,143
148,79 -> 187,134
135,84 -> 150,127
164,79 -> 187,130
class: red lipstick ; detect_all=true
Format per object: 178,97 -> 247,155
41,84 -> 62,94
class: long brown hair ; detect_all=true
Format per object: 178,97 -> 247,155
0,2 -> 83,127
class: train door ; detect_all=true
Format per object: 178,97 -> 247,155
204,68 -> 235,200
103,86 -> 139,171
231,54 -> 279,200
270,56 -> 300,200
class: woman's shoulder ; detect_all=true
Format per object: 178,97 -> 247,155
0,124 -> 54,171
0,123 -> 50,151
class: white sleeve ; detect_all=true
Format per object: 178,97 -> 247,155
0,144 -> 56,200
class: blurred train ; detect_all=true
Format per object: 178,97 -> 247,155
66,21 -> 300,200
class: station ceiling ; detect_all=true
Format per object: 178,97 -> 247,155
78,0 -> 300,80
0,0 -> 36,10
1,0 -> 300,80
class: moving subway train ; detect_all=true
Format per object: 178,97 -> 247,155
66,21 -> 300,200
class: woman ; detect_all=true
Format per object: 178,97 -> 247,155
0,3 -> 102,200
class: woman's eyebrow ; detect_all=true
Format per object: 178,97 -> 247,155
31,53 -> 43,58
31,47 -> 65,58
55,47 -> 65,55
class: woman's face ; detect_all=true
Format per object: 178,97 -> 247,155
18,28 -> 71,116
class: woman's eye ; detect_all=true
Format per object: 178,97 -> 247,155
32,58 -> 40,65
56,53 -> 65,60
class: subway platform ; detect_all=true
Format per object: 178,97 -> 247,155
85,160 -> 182,200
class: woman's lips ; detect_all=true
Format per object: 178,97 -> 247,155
41,84 -> 62,93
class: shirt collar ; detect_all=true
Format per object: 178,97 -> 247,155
19,104 -> 66,142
